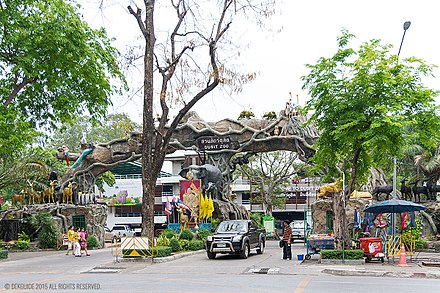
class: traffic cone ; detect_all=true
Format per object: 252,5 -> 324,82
398,244 -> 408,267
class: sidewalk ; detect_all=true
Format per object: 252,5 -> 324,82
289,247 -> 440,279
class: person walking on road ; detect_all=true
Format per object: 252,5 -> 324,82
74,227 -> 81,257
79,227 -> 90,256
66,226 -> 75,255
282,220 -> 292,260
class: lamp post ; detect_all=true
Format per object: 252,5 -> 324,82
392,21 -> 411,199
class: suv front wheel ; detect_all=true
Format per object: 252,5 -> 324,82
239,242 -> 250,259
207,251 -> 216,259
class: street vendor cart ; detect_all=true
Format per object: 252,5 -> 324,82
305,234 -> 334,260
359,237 -> 385,263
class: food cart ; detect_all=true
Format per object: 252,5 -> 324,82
359,237 -> 385,263
305,234 -> 335,260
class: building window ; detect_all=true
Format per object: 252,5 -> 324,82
72,215 -> 86,229
325,211 -> 333,233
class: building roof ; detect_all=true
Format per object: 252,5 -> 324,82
111,161 -> 172,177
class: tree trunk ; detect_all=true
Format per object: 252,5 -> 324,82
332,192 -> 349,250
141,0 -> 156,241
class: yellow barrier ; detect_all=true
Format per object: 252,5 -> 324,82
386,234 -> 415,257
111,236 -> 157,262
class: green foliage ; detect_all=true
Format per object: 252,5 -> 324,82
95,171 -> 116,193
86,235 -> 99,249
0,0 -> 127,158
415,239 -> 429,250
321,249 -> 364,260
195,229 -> 210,241
16,240 -> 29,250
47,114 -> 141,152
302,29 -> 440,192
149,246 -> 172,257
188,240 -> 205,251
179,229 -> 194,241
18,231 -> 31,242
178,239 -> 190,250
0,249 -> 8,259
211,218 -> 221,230
157,234 -> 171,246
30,212 -> 57,249
169,237 -> 182,252
17,231 -> 30,250
162,229 -> 177,239
250,212 -> 264,228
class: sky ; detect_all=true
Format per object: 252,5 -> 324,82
80,0 -> 440,124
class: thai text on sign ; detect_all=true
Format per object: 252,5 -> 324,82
197,136 -> 231,150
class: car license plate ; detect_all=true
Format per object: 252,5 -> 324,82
217,243 -> 226,248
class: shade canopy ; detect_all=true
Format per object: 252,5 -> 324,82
363,199 -> 426,214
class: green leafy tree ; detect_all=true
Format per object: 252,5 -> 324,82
236,151 -> 303,216
302,30 -> 440,248
302,29 -> 440,196
47,113 -> 141,152
0,0 -> 126,158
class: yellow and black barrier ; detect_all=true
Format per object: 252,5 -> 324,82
112,236 -> 157,261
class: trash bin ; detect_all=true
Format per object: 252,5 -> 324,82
297,254 -> 304,261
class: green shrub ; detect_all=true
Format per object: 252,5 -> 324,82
169,237 -> 182,252
250,212 -> 264,228
211,218 -> 221,230
321,249 -> 364,260
179,239 -> 189,250
188,240 -> 205,251
149,246 -> 172,257
157,234 -> 170,246
86,235 -> 99,248
162,229 -> 176,239
0,249 -> 8,259
415,239 -> 429,249
196,229 -> 210,241
18,231 -> 30,242
31,212 -> 57,249
16,240 -> 29,250
179,229 -> 194,241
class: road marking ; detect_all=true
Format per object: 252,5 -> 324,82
293,275 -> 311,293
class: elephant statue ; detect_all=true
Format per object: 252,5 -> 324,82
179,164 -> 225,201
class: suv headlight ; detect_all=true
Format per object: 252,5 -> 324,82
232,235 -> 243,242
207,236 -> 213,242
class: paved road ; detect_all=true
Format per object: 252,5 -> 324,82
1,241 -> 440,292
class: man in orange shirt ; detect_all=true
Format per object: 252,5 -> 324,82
282,220 -> 292,260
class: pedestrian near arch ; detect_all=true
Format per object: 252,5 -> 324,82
79,227 -> 90,256
282,220 -> 292,260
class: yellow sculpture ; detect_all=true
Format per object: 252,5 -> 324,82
318,181 -> 342,198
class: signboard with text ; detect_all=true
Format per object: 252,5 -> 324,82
197,136 -> 231,151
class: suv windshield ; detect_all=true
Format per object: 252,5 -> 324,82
216,221 -> 247,233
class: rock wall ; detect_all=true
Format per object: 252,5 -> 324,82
212,200 -> 249,221
0,203 -> 108,247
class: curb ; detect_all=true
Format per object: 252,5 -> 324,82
152,250 -> 205,263
322,268 -> 440,279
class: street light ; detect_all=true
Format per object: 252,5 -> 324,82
392,21 -> 411,199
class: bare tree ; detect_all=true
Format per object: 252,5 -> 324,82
124,0 -> 276,239
236,151 -> 303,216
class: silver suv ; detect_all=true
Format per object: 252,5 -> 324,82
111,225 -> 135,237
290,221 -> 305,243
